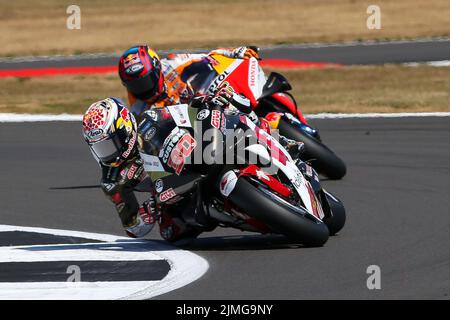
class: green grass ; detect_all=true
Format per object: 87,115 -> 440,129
1,65 -> 449,115
1,0 -> 449,57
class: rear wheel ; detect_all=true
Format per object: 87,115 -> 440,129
227,178 -> 329,247
278,119 -> 347,180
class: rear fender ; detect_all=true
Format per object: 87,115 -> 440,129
271,93 -> 298,117
271,93 -> 309,125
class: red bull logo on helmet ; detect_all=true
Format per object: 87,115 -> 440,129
123,53 -> 140,68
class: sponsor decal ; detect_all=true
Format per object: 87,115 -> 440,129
292,172 -> 303,189
138,117 -> 153,134
155,179 -> 164,193
220,114 -> 227,133
159,188 -> 176,202
127,164 -> 138,180
219,171 -> 238,197
86,128 -> 104,141
196,109 -> 210,121
123,53 -> 140,68
120,107 -> 130,122
122,131 -> 137,158
140,153 -> 165,172
168,104 -> 191,127
101,182 -> 116,192
161,128 -> 185,163
306,182 -> 322,219
211,110 -> 221,129
207,70 -> 230,95
167,133 -> 197,175
144,126 -> 157,141
249,58 -> 258,88
126,63 -> 144,74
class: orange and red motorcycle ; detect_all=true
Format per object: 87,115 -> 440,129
188,54 -> 347,180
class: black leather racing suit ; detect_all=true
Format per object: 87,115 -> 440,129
99,150 -> 153,237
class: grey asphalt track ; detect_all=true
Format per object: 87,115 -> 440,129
0,38 -> 449,70
1,116 -> 449,299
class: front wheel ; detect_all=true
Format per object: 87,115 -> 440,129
322,191 -> 346,236
278,119 -> 347,180
227,178 -> 329,247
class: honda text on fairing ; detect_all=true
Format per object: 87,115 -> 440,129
137,99 -> 346,246
186,54 -> 347,180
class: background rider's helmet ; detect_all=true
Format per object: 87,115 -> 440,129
118,45 -> 165,101
82,97 -> 137,167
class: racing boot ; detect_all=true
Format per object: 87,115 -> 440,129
125,198 -> 157,238
158,211 -> 202,243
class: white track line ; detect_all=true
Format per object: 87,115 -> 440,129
1,112 -> 450,123
306,112 -> 450,119
404,60 -> 450,67
0,113 -> 82,122
0,224 -> 209,300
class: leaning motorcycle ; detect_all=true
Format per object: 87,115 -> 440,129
137,99 -> 345,247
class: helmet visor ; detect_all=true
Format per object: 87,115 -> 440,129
126,72 -> 157,100
89,135 -> 123,164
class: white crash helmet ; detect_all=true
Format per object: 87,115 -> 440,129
82,97 -> 137,166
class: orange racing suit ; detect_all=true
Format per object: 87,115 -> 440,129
126,47 -> 260,115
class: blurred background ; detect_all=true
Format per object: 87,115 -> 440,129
0,0 -> 449,115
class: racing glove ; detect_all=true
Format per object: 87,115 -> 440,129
232,46 -> 261,60
190,84 -> 233,109
179,82 -> 195,104
190,94 -> 229,109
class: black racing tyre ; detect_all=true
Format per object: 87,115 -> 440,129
322,191 -> 346,236
227,177 -> 329,247
278,119 -> 347,180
